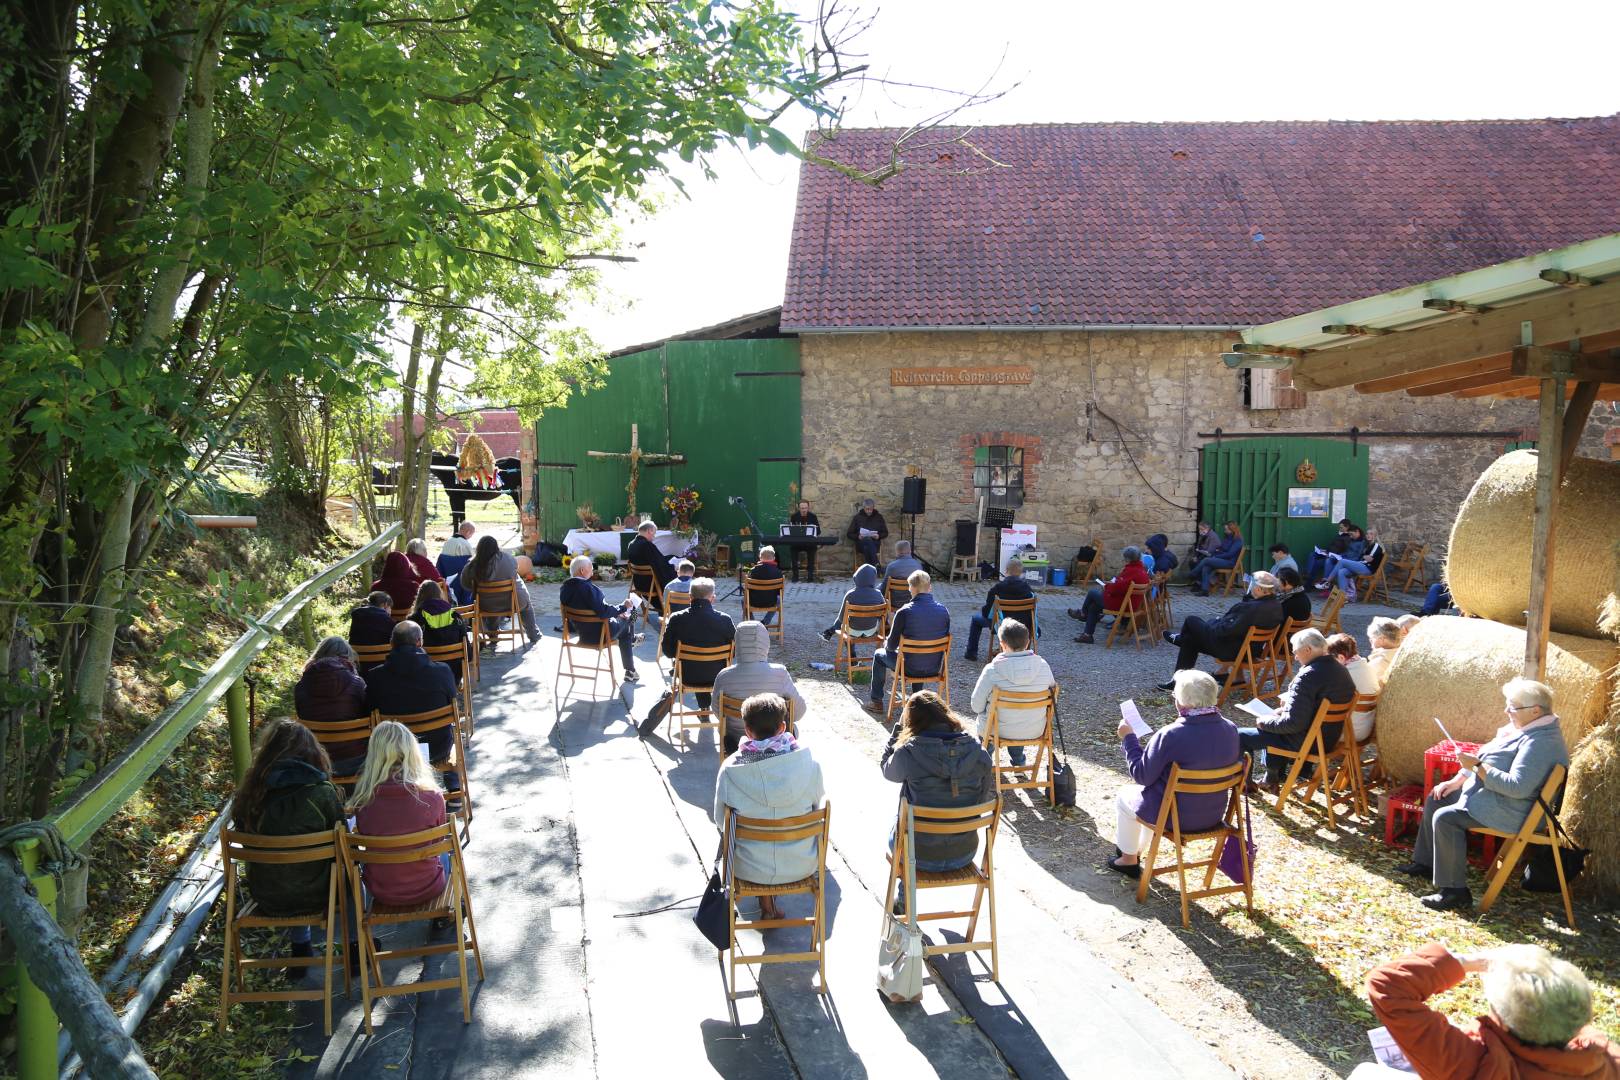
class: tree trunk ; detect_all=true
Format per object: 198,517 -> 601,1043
0,856 -> 156,1078
395,321 -> 425,549
409,316 -> 449,538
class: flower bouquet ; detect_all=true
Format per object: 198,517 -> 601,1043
661,485 -> 702,531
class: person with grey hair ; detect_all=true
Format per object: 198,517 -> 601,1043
969,619 -> 1054,766
1237,626 -> 1356,792
865,569 -> 949,714
1107,670 -> 1241,879
362,619 -> 459,766
1396,678 -> 1571,912
625,519 -> 676,619
293,636 -> 370,767
881,539 -> 923,597
845,497 -> 888,567
965,557 -> 1036,661
559,554 -> 642,681
1366,616 -> 1404,687
1156,571 -> 1283,691
1070,545 -> 1151,645
1356,942 -> 1618,1078
664,559 -> 697,603
437,521 -> 478,603
404,537 -> 446,584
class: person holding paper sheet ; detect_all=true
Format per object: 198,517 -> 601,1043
846,498 -> 888,567
626,520 -> 677,619
1156,571 -> 1283,690
1236,627 -> 1355,793
1353,943 -> 1619,1079
1105,671 -> 1241,879
1395,678 -> 1570,912
1070,545 -> 1151,645
560,554 -> 643,681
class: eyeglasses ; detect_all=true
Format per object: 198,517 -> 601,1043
1504,704 -> 1538,713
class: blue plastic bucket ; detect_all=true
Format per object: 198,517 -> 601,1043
1049,568 -> 1068,587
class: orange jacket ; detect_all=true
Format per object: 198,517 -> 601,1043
1367,944 -> 1620,1080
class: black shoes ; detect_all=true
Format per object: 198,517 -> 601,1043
1420,888 -> 1473,912
1155,679 -> 1175,692
1162,630 -> 1179,645
1395,860 -> 1432,878
1074,633 -> 1094,644
963,652 -> 979,662
1104,857 -> 1142,880
819,627 -> 836,642
623,669 -> 640,683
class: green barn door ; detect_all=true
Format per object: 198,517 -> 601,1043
1200,437 -> 1369,572
755,460 -> 800,536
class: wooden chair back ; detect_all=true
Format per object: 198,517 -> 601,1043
834,601 -> 889,685
1393,541 -> 1429,593
557,604 -> 619,699
473,578 -> 525,653
1268,698 -> 1358,827
352,642 -> 391,673
720,804 -> 832,998
1104,583 -> 1151,650
1352,559 -> 1391,605
1273,617 -> 1312,685
219,826 -> 349,1035
656,592 -> 691,668
1216,625 -> 1274,706
984,686 -> 1058,806
337,823 -> 484,1034
296,715 -> 373,786
1313,587 -> 1347,636
717,692 -> 796,740
743,581 -> 784,644
669,641 -> 735,744
627,563 -> 663,628
389,606 -> 411,622
1213,565 -> 1243,597
884,634 -> 952,723
885,799 -> 1002,981
988,595 -> 1038,656
452,604 -> 480,682
1072,541 -> 1103,586
374,704 -> 472,835
1133,755 -> 1253,928
885,578 -> 912,628
422,638 -> 475,738
1147,571 -> 1173,639
1473,765 -> 1575,927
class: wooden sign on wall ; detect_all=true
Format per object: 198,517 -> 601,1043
890,365 -> 1035,387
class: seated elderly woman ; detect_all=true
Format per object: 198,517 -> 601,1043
1324,633 -> 1379,745
1364,616 -> 1403,688
1106,670 -> 1241,879
1071,544 -> 1151,644
713,694 -> 825,921
1351,943 -> 1619,1079
1396,678 -> 1571,912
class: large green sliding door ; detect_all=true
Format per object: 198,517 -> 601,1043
1200,437 -> 1368,571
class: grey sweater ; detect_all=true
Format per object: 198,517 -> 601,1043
1457,718 -> 1570,834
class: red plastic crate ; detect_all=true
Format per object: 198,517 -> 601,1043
1423,739 -> 1483,795
1384,784 -> 1424,848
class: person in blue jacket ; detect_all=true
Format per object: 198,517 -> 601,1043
1191,522 -> 1244,595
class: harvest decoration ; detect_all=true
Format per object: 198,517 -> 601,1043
661,485 -> 702,530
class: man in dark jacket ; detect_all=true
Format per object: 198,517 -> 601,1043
364,621 -> 459,763
965,557 -> 1035,660
1239,627 -> 1357,788
846,498 -> 889,567
660,578 -> 736,711
625,521 -> 676,617
866,570 -> 952,713
347,591 -> 396,655
1157,571 -> 1284,690
744,546 -> 784,625
559,555 -> 641,680
880,540 -> 923,598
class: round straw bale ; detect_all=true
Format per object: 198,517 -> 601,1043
1446,450 -> 1620,639
1376,616 -> 1616,783
1563,719 -> 1620,899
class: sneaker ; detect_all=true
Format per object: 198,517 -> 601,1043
623,669 -> 640,683
631,633 -> 646,646
820,627 -> 836,642
1419,888 -> 1473,912
1395,860 -> 1432,878
1161,630 -> 1179,646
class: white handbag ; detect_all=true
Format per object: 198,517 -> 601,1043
877,803 -> 924,1003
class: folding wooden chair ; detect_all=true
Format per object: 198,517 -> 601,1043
1103,583 -> 1151,650
338,822 -> 484,1036
423,639 -> 475,740
1268,699 -> 1357,828
668,641 -> 734,745
627,563 -> 663,631
1391,541 -> 1429,594
1212,565 -> 1243,597
1146,571 -> 1173,640
389,606 -> 412,623
377,704 -> 473,836
1313,587 -> 1347,636
884,578 -> 912,630
884,799 -> 1001,980
1352,560 -> 1391,605
558,605 -> 620,696
986,595 -> 1038,657
983,686 -> 1058,806
297,715 -> 372,788
1134,755 -> 1254,929
656,592 -> 691,671
351,642 -> 390,674
453,604 -> 480,683
472,578 -> 526,653
722,804 -> 832,999
1352,691 -> 1386,784
883,634 -> 952,724
1272,617 -> 1312,689
1472,765 -> 1576,928
717,692 -> 796,745
833,602 -> 888,686
1071,541 -> 1103,588
1215,625 -> 1273,707
219,827 -> 351,1036
743,580 -> 784,644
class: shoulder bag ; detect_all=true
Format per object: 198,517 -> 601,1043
877,802 -> 925,1003
1522,793 -> 1587,892
1051,702 -> 1077,808
693,815 -> 736,949
1217,780 -> 1257,885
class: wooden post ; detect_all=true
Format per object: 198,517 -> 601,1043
1524,375 -> 1566,680
3,841 -> 156,1080
226,679 -> 252,783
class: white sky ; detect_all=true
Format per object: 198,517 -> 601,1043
572,0 -> 1620,354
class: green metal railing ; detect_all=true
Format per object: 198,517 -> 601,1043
12,522 -> 401,1079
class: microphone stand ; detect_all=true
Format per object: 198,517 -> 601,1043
718,496 -> 765,601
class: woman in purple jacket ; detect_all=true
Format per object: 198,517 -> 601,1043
1107,669 -> 1241,879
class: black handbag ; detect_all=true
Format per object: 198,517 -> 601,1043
1521,794 -> 1587,892
639,692 -> 674,738
1051,705 -> 1077,808
693,817 -> 736,949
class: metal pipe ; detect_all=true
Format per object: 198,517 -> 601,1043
225,680 -> 251,783
16,841 -> 57,1080
1196,429 -> 1522,440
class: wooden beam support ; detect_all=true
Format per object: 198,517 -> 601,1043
1355,354 -> 1515,394
1541,268 -> 1599,288
1422,298 -> 1489,315
1228,341 -> 1308,359
1452,377 -> 1539,399
1290,276 -> 1620,392
1404,368 -> 1520,397
1524,377 -> 1565,680
1561,381 -> 1601,477
1490,381 -> 1620,400
1322,323 -> 1392,336
1511,344 -> 1620,383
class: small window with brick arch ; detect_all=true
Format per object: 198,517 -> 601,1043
973,445 -> 1024,509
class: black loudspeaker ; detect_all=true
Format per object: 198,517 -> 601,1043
953,519 -> 977,557
901,476 -> 927,515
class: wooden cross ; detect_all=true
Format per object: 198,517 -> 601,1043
585,423 -> 686,519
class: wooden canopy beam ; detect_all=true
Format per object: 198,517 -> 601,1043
1525,377 -> 1566,680
1489,381 -> 1620,400
1322,323 -> 1392,336
1355,355 -> 1513,394
1511,345 -> 1620,383
1405,368 -> 1520,397
1289,277 -> 1620,392
1423,298 -> 1490,315
1453,377 -> 1539,399
1561,381 -> 1601,476
1541,268 -> 1598,288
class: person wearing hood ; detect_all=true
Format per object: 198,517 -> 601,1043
966,557 -> 1035,661
865,570 -> 951,715
713,694 -> 825,920
347,590 -> 397,655
970,620 -> 1054,767
231,718 -> 348,965
404,538 -> 446,584
712,622 -> 806,755
348,721 -> 451,911
1358,943 -> 1620,1080
408,579 -> 470,683
364,620 -> 458,767
371,550 -> 424,611
1145,533 -> 1178,576
881,691 -> 994,874
293,637 -> 370,770
819,563 -> 885,641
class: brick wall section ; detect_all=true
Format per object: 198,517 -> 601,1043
799,330 -> 1618,578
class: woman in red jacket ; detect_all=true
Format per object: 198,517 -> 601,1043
370,551 -> 424,611
1072,545 -> 1151,644
347,721 -> 450,916
1358,943 -> 1619,1079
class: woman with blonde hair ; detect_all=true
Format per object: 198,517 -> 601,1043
348,721 -> 449,910
880,691 -> 993,874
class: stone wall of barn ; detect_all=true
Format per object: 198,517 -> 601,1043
798,329 -> 1618,582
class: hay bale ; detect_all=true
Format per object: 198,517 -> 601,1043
1446,450 -> 1620,639
1564,718 -> 1620,898
1376,616 -> 1616,783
